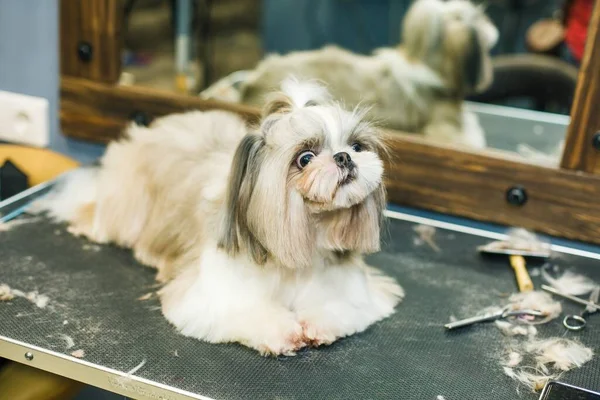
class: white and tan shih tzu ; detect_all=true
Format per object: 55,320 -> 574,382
215,0 -> 498,149
36,79 -> 404,356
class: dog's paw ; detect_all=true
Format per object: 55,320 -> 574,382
252,319 -> 306,356
300,320 -> 338,348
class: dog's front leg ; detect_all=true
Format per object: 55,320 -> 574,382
159,249 -> 307,356
294,263 -> 404,347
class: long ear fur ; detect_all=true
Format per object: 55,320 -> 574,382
318,183 -> 386,254
464,26 -> 483,92
465,27 -> 494,93
218,134 -> 268,264
465,26 -> 494,93
445,2 -> 496,95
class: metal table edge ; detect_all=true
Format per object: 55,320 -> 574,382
0,335 -> 213,400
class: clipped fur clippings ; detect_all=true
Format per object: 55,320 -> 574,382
494,320 -> 537,337
0,284 -> 15,301
0,216 -> 41,232
0,283 -> 50,308
503,338 -> 593,392
71,349 -> 85,358
541,268 -> 597,296
413,224 -> 440,252
137,292 -> 154,301
57,334 -> 75,350
526,338 -> 593,372
507,291 -> 562,324
503,366 -> 556,392
505,228 -> 551,254
126,359 -> 147,377
503,351 -> 523,367
586,286 -> 599,313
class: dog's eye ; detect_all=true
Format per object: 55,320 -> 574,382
296,151 -> 315,169
351,143 -> 363,152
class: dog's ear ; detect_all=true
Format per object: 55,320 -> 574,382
463,27 -> 484,91
218,134 -> 268,264
462,25 -> 494,94
462,7 -> 497,94
262,92 -> 294,118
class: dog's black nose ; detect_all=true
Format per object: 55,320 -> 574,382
334,152 -> 352,169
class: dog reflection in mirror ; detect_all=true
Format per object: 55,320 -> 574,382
237,0 -> 498,149
36,79 -> 404,356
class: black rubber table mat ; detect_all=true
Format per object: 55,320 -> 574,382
1,215 -> 599,400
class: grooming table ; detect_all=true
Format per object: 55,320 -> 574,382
1,185 -> 599,400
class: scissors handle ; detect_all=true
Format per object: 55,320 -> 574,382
444,310 -> 503,330
510,255 -> 534,292
563,315 -> 587,331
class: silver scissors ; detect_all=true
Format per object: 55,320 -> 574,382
541,284 -> 600,331
444,306 -> 545,330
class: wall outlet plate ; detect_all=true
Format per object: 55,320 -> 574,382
0,90 -> 49,147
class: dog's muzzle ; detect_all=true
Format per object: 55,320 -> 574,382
334,152 -> 356,184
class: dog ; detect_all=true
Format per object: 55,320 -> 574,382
36,79 -> 404,356
236,0 -> 498,149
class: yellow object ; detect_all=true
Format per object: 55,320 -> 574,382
510,254 -> 534,292
175,73 -> 188,94
0,145 -> 79,186
0,361 -> 83,400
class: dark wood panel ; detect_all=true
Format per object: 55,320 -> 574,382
60,77 -> 261,141
59,0 -> 80,79
560,0 -> 600,173
60,0 -> 123,84
386,134 -> 600,244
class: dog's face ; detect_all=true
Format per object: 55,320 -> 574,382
219,80 -> 386,269
403,0 -> 499,95
274,104 -> 384,212
443,1 -> 498,51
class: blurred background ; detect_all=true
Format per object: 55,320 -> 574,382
120,0 -> 584,166
0,0 -> 585,165
120,0 -> 570,100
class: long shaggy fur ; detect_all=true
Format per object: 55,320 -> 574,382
35,80 -> 403,356
237,0 -> 498,149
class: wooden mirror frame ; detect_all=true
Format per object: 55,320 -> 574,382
59,0 -> 600,245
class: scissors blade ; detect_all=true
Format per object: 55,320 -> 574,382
542,285 -> 600,309
503,309 -> 545,318
444,309 -> 504,330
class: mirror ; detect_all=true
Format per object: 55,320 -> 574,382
120,0 -> 590,168
120,0 -> 261,93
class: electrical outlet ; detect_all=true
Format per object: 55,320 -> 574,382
0,90 -> 49,147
